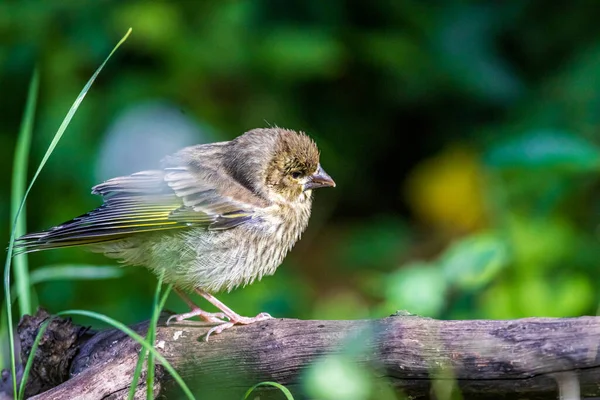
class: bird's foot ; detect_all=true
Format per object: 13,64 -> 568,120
204,312 -> 273,341
167,308 -> 228,325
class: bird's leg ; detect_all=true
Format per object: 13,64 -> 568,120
195,289 -> 273,340
166,288 -> 229,325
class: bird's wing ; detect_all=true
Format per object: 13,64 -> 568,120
162,164 -> 266,230
15,160 -> 268,252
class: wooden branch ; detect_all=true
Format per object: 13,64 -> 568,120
4,309 -> 600,399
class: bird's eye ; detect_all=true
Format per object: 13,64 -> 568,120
291,171 -> 302,179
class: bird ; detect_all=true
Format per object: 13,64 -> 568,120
15,127 -> 335,338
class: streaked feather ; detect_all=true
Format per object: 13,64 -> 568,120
16,158 -> 262,253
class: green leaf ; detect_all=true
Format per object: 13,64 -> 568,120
436,7 -> 523,102
485,130 -> 600,171
256,28 -> 344,79
304,355 -> 371,400
11,265 -> 126,304
384,263 -> 447,317
508,215 -> 573,269
553,275 -> 594,316
29,265 -> 125,285
244,381 -> 294,400
480,281 -> 515,319
440,233 -> 509,290
516,275 -> 593,317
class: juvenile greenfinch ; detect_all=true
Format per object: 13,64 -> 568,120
16,128 -> 335,338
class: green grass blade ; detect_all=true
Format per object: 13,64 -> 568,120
128,336 -> 150,399
3,68 -> 39,398
27,29 -> 131,189
29,265 -> 126,285
127,272 -> 171,400
127,281 -> 162,400
147,284 -> 172,399
128,340 -> 149,399
3,28 -> 132,399
12,68 -> 39,317
58,309 -> 195,400
17,319 -> 49,400
11,265 -> 126,304
244,381 -> 295,400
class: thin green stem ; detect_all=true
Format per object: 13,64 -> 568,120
3,28 -> 132,399
4,68 -> 38,399
127,272 -> 171,400
17,320 -> 50,400
244,382 -> 295,399
11,68 -> 39,317
147,284 -> 172,398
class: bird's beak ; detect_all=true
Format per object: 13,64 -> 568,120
304,164 -> 336,191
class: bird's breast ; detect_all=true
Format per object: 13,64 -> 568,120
178,200 -> 312,293
249,201 -> 312,268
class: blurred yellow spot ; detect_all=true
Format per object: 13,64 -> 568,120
405,147 -> 486,232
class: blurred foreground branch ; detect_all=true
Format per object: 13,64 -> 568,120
3,309 -> 600,399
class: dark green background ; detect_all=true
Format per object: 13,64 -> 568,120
3,0 -> 600,344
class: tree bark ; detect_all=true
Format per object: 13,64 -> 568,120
3,309 -> 600,399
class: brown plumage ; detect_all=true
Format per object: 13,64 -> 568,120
16,128 -> 335,338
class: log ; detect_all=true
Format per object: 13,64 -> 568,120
3,309 -> 600,399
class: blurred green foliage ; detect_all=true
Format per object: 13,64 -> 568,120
4,1 -> 600,398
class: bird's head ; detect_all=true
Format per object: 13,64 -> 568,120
265,129 -> 335,203
227,128 -> 335,204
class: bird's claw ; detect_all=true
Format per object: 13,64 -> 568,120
166,309 -> 229,325
212,312 -> 229,321
203,312 -> 274,341
205,322 -> 235,340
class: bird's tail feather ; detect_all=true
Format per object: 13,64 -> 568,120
13,204 -> 186,255
14,228 -> 126,255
